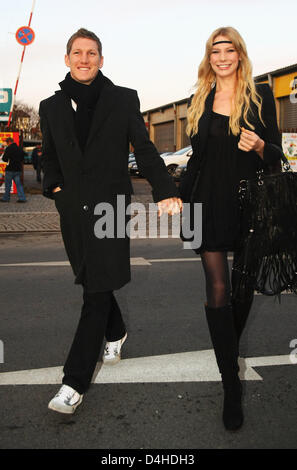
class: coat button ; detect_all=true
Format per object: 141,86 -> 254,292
83,205 -> 89,211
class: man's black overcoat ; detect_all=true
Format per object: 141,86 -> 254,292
39,75 -> 179,292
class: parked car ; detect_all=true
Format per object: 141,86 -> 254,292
23,147 -> 34,164
173,162 -> 187,182
160,146 -> 192,176
23,140 -> 42,165
128,153 -> 135,163
128,153 -> 141,176
160,152 -> 173,158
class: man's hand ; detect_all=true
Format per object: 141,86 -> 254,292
53,186 -> 62,193
238,127 -> 265,159
157,197 -> 183,216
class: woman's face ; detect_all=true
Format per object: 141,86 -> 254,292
209,35 -> 240,79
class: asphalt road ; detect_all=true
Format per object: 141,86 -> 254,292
0,231 -> 297,450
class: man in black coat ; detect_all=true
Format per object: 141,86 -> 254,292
1,137 -> 27,203
40,28 -> 182,414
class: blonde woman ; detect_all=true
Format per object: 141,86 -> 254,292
179,27 -> 283,431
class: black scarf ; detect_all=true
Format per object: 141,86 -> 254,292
59,70 -> 105,152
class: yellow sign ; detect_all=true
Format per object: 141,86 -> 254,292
0,132 -> 14,144
274,73 -> 297,98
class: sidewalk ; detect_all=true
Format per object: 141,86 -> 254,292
0,166 -> 59,233
0,166 -> 157,233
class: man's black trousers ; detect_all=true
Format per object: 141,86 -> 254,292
62,290 -> 126,394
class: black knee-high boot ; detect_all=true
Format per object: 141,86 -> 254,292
231,253 -> 254,345
231,296 -> 254,345
205,304 -> 243,431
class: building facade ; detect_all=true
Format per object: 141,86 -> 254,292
255,64 -> 297,133
142,64 -> 297,153
142,98 -> 190,154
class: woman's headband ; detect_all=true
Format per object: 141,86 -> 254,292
212,40 -> 232,45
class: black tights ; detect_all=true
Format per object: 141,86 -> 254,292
201,250 -> 253,308
201,251 -> 232,308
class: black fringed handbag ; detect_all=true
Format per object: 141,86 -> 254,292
232,153 -> 297,300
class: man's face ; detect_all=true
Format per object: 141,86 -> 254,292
65,37 -> 104,85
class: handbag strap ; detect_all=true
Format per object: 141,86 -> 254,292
271,143 -> 293,171
281,152 -> 292,172
253,148 -> 292,185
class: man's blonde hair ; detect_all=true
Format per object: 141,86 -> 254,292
66,28 -> 102,57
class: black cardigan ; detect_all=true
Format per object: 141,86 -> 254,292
179,83 -> 284,203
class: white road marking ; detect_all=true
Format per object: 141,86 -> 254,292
0,350 -> 293,386
0,257 -> 202,267
0,259 -> 293,295
0,257 -> 151,267
149,257 -> 199,262
148,257 -> 234,262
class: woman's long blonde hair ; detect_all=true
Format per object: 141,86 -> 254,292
186,26 -> 264,137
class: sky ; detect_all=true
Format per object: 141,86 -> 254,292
0,0 -> 297,113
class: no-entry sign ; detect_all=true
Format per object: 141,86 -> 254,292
15,26 -> 35,46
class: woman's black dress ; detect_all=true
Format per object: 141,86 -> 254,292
192,111 -> 241,254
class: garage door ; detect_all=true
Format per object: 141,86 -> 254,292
180,118 -> 191,148
279,95 -> 297,132
153,121 -> 174,153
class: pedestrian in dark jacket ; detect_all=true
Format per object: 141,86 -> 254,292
40,28 -> 182,414
1,138 -> 26,202
31,144 -> 43,182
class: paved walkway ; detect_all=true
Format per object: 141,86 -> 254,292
0,166 -> 162,233
0,167 -> 58,232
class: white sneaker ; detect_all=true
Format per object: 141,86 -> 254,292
103,332 -> 127,365
48,385 -> 83,414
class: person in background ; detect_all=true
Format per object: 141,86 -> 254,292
31,143 -> 43,182
1,137 -> 26,203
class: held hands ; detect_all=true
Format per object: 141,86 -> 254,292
238,127 -> 265,159
157,197 -> 183,217
52,188 -> 183,216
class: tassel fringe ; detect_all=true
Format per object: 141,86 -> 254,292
233,171 -> 297,300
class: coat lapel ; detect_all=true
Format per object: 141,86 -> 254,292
55,91 -> 77,140
197,85 -> 216,155
85,77 -> 117,151
54,91 -> 83,161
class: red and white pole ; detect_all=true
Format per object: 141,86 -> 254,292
28,0 -> 36,27
7,0 -> 36,128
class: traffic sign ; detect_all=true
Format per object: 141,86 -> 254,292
15,26 -> 35,46
7,0 -> 36,128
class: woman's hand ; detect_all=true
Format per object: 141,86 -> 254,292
238,127 -> 265,159
157,197 -> 183,216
